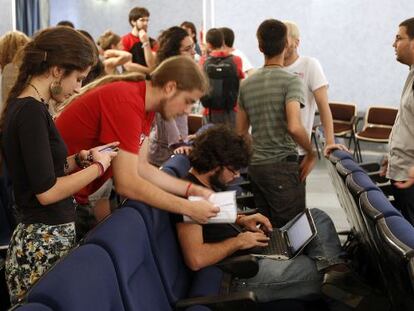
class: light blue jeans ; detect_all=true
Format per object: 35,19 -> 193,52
231,208 -> 346,302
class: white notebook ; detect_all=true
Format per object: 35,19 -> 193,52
184,190 -> 237,224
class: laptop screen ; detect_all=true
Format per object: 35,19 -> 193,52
286,212 -> 313,253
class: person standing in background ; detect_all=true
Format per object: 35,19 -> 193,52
148,26 -> 196,167
283,21 -> 347,159
382,17 -> 414,225
122,6 -> 157,74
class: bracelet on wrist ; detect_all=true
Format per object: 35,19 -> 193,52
185,182 -> 193,198
75,153 -> 84,168
93,161 -> 105,177
142,41 -> 150,48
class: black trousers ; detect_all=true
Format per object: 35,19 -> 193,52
249,161 -> 305,228
391,181 -> 414,226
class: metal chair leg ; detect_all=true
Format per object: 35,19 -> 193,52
312,132 -> 321,159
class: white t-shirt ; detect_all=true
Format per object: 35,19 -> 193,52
284,56 -> 328,155
232,48 -> 254,74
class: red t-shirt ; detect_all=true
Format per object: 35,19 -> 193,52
199,51 -> 244,115
56,80 -> 155,203
122,32 -> 158,66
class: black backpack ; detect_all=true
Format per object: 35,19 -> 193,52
200,55 -> 240,111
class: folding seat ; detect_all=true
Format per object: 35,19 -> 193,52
359,190 -> 402,243
327,149 -> 354,165
160,154 -> 191,179
326,153 -> 357,233
346,171 -> 380,198
376,215 -> 414,309
346,171 -> 381,239
82,207 -> 171,311
336,158 -> 365,179
25,244 -> 126,311
358,190 -> 403,293
9,303 -> 53,311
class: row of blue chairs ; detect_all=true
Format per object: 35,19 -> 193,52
327,150 -> 414,310
12,152 -> 333,310
11,202 -> 261,311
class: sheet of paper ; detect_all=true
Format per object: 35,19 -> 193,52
183,190 -> 237,224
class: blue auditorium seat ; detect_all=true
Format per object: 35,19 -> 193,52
336,158 -> 365,178
124,200 -> 227,303
160,154 -> 191,179
359,189 -> 402,222
26,244 -> 126,311
376,215 -> 414,309
328,149 -> 355,164
83,207 -> 170,311
346,171 -> 380,197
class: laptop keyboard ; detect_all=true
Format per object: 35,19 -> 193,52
261,230 -> 288,255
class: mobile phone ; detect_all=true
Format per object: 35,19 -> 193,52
99,146 -> 119,152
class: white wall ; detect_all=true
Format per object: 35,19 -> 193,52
17,0 -> 414,112
0,0 -> 14,35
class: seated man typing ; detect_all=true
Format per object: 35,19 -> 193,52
174,125 -> 378,308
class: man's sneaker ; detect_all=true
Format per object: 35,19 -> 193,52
321,270 -> 390,310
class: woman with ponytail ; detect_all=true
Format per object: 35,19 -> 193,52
0,27 -> 118,305
56,55 -> 219,231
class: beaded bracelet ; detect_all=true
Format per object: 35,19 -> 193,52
74,153 -> 84,168
93,161 -> 105,177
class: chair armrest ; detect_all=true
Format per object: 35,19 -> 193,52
175,291 -> 257,311
215,255 -> 259,279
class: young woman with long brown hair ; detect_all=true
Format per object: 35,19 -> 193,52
0,27 -> 118,304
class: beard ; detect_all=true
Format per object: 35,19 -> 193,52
209,169 -> 227,192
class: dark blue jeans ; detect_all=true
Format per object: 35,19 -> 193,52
249,162 -> 305,228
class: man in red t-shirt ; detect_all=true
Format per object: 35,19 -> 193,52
199,28 -> 244,127
56,57 -> 219,224
122,7 -> 157,74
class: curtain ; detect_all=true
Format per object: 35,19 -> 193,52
15,0 -> 49,36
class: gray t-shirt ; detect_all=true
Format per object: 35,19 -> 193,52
387,66 -> 414,181
238,67 -> 305,165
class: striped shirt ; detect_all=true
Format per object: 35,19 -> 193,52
239,67 -> 305,165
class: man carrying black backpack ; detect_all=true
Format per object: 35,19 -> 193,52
199,28 -> 244,127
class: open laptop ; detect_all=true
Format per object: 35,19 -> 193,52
251,209 -> 317,260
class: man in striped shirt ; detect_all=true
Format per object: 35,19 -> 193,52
236,19 -> 316,228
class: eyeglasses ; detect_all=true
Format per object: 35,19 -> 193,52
225,166 -> 240,176
180,44 -> 195,53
